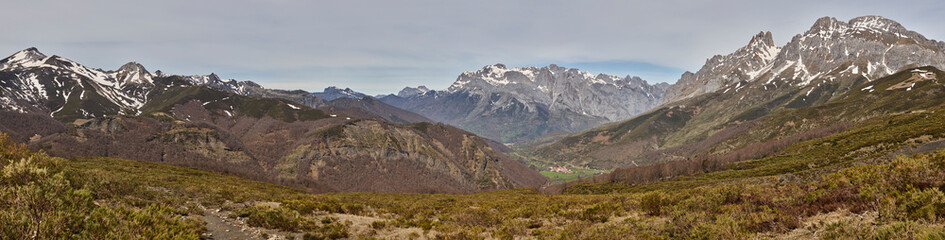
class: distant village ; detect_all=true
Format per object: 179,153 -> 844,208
548,166 -> 573,174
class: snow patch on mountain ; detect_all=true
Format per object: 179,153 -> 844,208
665,16 -> 945,104
313,86 -> 367,101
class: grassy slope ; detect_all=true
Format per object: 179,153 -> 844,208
527,67 -> 944,171
539,169 -> 599,184
140,85 -> 330,123
7,101 -> 945,239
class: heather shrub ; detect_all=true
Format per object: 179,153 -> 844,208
641,192 -> 664,216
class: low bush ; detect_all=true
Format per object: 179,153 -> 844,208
236,205 -> 308,232
641,192 -> 663,216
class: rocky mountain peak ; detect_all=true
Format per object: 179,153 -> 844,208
666,15 -> 945,105
847,15 -> 904,33
397,85 -> 431,97
118,62 -> 149,74
208,73 -> 222,82
748,31 -> 775,48
313,86 -> 367,101
808,16 -> 845,33
799,15 -> 916,42
663,30 -> 782,103
1,47 -> 49,70
384,63 -> 669,142
547,64 -> 565,72
115,62 -> 153,84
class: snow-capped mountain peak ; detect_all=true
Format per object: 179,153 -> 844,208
117,62 -> 148,74
746,31 -> 780,61
666,16 -> 945,104
115,62 -> 153,85
313,86 -> 368,101
664,31 -> 783,103
0,47 -> 50,70
447,63 -> 635,94
802,15 -> 911,40
0,48 -> 312,118
451,63 -> 531,89
396,86 -> 431,97
383,63 -> 668,142
849,15 -> 902,33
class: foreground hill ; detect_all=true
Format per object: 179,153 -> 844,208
5,112 -> 945,239
0,49 -> 545,193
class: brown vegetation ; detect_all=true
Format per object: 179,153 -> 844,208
17,96 -> 544,194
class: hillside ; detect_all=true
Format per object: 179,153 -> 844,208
0,48 -> 545,194
23,84 -> 544,193
549,66 -> 943,190
317,96 -> 432,124
526,16 -> 945,171
9,12 -> 945,240
6,104 -> 945,239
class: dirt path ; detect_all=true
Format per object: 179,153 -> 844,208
202,210 -> 264,240
888,138 -> 945,157
200,208 -> 300,240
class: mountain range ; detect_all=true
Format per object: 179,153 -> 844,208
2,15 -> 941,193
526,16 -> 945,172
380,64 -> 669,143
0,48 -> 545,193
9,14 -> 945,239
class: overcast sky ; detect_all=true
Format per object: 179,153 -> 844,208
2,0 -> 944,95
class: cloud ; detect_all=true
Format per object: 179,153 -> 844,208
2,0 -> 943,95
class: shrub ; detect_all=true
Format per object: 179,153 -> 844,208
236,205 -> 306,232
898,188 -> 945,221
370,220 -> 387,230
303,222 -> 349,240
641,192 -> 664,216
452,207 -> 501,227
581,203 -> 618,223
0,133 -> 203,239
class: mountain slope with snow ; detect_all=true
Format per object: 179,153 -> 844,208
381,64 -> 669,143
0,48 -> 543,194
529,15 -> 945,170
666,16 -> 945,104
0,48 -> 158,120
0,48 -> 420,125
313,86 -> 368,101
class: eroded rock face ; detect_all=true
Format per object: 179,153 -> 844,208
382,64 -> 669,143
25,95 -> 545,194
